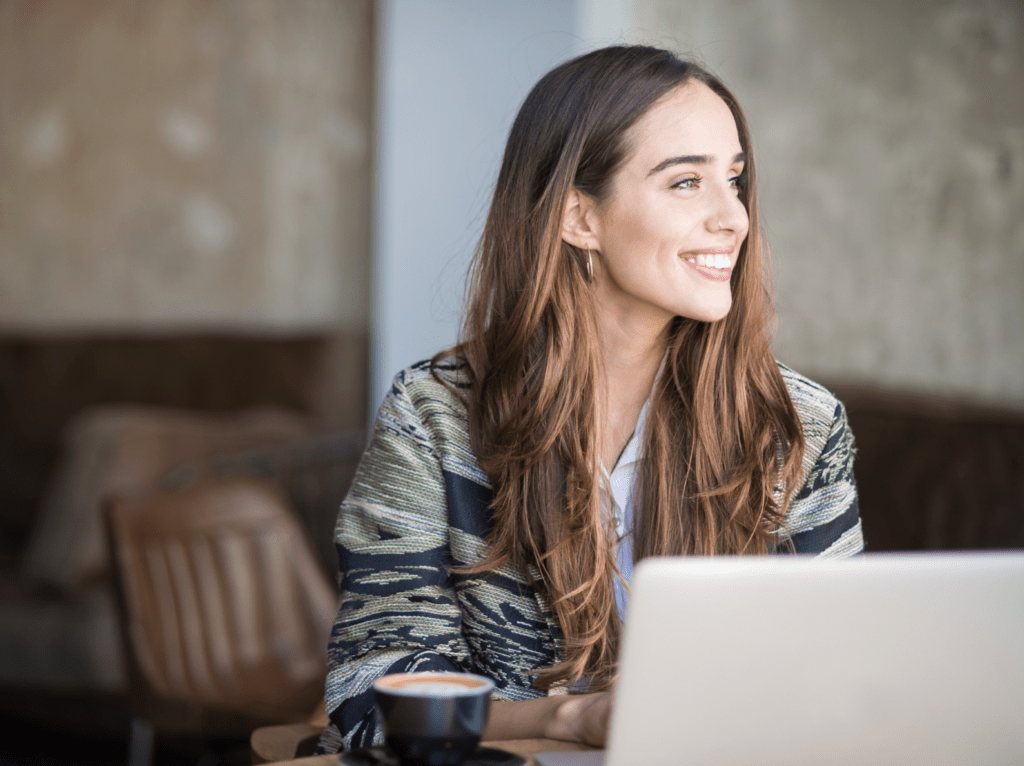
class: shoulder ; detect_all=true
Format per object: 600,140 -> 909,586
777,362 -> 843,436
390,355 -> 469,405
380,354 -> 486,486
382,355 -> 470,427
776,361 -> 853,474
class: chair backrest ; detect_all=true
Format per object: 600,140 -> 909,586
107,476 -> 337,721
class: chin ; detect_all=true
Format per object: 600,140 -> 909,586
681,299 -> 732,324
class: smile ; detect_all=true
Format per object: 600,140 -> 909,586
683,253 -> 733,282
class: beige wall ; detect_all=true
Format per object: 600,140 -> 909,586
0,0 -> 372,332
637,0 -> 1024,406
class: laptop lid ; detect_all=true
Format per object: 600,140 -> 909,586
605,553 -> 1024,766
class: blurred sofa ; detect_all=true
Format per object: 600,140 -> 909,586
1,405 -> 363,693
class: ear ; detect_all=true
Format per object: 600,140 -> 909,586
560,189 -> 601,251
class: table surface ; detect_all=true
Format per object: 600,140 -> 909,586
265,738 -> 597,765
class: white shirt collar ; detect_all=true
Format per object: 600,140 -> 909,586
613,396 -> 649,472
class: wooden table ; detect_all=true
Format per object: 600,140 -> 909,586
262,738 -> 597,765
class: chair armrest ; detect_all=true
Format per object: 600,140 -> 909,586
251,723 -> 325,764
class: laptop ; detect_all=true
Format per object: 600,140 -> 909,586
536,552 -> 1024,766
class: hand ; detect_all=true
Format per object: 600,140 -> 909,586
545,691 -> 615,747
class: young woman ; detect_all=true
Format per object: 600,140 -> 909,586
318,45 -> 862,753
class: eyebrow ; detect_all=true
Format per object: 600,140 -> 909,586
648,152 -> 747,176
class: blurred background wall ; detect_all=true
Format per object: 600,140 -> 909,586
1,0 -> 371,332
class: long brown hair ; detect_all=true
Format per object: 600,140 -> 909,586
433,46 -> 805,691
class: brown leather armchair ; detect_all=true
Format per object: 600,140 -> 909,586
106,476 -> 338,765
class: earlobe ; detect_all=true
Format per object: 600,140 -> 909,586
561,189 -> 599,251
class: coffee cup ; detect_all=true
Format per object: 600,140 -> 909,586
372,671 -> 495,765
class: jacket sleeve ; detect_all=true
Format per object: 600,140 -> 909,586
782,399 -> 865,556
322,371 -> 474,750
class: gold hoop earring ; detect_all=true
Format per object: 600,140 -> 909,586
586,249 -> 594,283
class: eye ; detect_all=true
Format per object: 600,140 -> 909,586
671,175 -> 701,190
729,172 -> 746,191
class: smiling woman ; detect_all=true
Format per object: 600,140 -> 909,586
319,46 -> 863,755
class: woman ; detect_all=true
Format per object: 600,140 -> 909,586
318,45 -> 862,753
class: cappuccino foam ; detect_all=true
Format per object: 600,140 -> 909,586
375,672 -> 492,696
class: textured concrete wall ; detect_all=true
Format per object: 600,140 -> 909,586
0,0 -> 371,331
637,0 -> 1024,406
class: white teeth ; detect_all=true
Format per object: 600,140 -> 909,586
692,254 -> 732,269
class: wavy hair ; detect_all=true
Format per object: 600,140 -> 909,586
433,46 -> 805,691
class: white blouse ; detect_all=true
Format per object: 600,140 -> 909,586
601,396 -> 650,622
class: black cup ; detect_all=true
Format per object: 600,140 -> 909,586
373,671 -> 495,766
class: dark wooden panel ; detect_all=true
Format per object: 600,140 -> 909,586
831,384 -> 1024,552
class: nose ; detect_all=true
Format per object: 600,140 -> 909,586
704,180 -> 748,235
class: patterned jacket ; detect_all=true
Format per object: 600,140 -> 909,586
318,357 -> 863,753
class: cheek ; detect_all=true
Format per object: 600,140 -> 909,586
613,206 -> 686,254
603,203 -> 650,245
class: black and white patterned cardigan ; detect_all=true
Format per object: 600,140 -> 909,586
318,357 -> 863,753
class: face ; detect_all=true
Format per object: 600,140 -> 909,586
578,81 -> 749,332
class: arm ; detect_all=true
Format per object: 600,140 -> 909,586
485,692 -> 614,747
324,372 -> 474,749
784,398 -> 865,556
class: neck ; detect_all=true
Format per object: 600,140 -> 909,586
594,303 -> 671,468
596,298 -> 670,394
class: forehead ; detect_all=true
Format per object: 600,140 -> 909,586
623,80 -> 742,165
